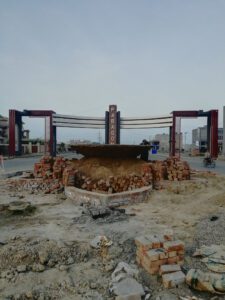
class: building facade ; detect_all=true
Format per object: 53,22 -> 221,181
0,115 -> 9,144
154,133 -> 183,152
192,125 -> 223,153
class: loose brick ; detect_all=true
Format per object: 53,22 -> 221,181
136,249 -> 143,258
145,234 -> 162,249
146,249 -> 160,261
177,260 -> 184,266
162,271 -> 185,288
164,229 -> 174,241
142,263 -> 159,275
142,255 -> 151,268
168,251 -> 177,258
150,259 -> 168,268
159,264 -> 181,275
159,251 -> 168,259
136,256 -> 142,266
177,250 -> 185,255
167,256 -> 178,264
178,255 -> 184,261
163,240 -> 184,252
135,236 -> 152,251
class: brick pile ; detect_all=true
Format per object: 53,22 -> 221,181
150,161 -> 167,189
165,157 -> 190,181
52,157 -> 67,179
34,156 -> 54,179
135,232 -> 186,288
34,156 -> 67,180
62,167 -> 77,186
32,156 -> 191,193
77,172 -> 153,193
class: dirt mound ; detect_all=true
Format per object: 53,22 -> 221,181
70,157 -> 146,180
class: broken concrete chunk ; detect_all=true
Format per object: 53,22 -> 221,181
155,291 -> 179,300
112,277 -> 145,297
193,244 -> 225,257
111,262 -> 138,283
186,269 -> 225,294
162,271 -> 185,288
159,264 -> 181,275
110,262 -> 144,298
193,244 -> 225,273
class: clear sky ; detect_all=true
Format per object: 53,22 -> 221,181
1,0 -> 225,143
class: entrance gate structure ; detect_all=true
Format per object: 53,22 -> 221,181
9,105 -> 218,158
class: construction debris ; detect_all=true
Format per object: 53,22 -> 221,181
193,244 -> 225,273
135,233 -> 185,288
186,269 -> 225,294
8,178 -> 64,194
90,236 -> 113,249
7,156 -> 191,196
110,262 -> 145,298
33,156 -> 190,193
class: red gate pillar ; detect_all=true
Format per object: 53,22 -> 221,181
171,113 -> 176,156
9,110 -> 16,156
210,110 -> 218,158
49,114 -> 57,157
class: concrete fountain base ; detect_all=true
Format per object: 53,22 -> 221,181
65,185 -> 152,207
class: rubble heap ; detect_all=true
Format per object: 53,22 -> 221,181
165,157 -> 191,181
34,156 -> 67,179
9,179 -> 64,194
31,155 -> 191,194
135,232 -> 186,288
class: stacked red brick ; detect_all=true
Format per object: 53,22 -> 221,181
53,157 -> 67,179
76,164 -> 153,193
165,157 -> 190,181
150,161 -> 167,189
34,156 -> 54,179
135,233 -> 185,288
33,156 -> 191,193
33,156 -> 67,193
62,167 -> 77,186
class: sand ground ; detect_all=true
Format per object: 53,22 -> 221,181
1,172 -> 225,299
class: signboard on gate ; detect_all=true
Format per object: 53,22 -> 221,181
109,105 -> 117,144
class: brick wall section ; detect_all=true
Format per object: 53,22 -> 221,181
65,185 -> 152,207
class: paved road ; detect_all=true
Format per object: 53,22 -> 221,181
151,153 -> 225,175
2,153 -> 80,174
2,152 -> 225,176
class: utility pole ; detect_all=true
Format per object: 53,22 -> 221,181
98,130 -> 102,144
223,107 -> 225,156
184,132 -> 187,150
